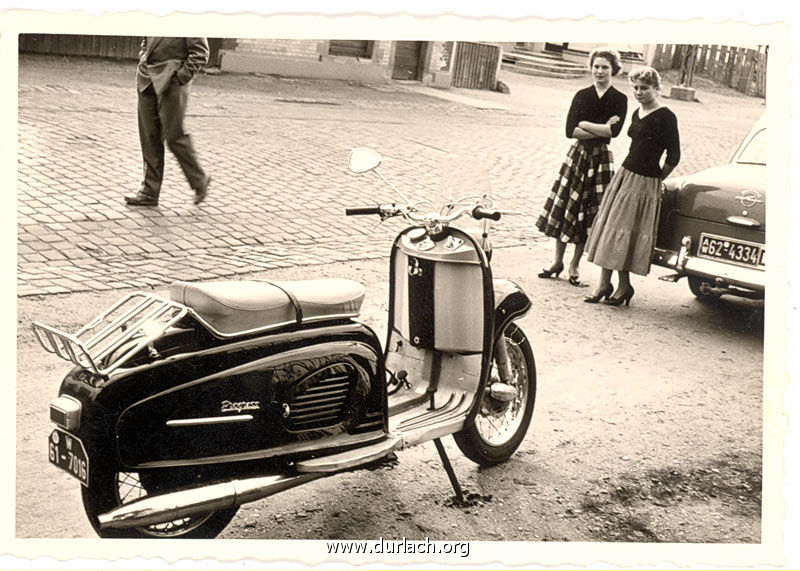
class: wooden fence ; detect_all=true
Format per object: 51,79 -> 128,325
19,35 -> 230,66
651,44 -> 767,98
19,34 -> 142,59
451,42 -> 500,90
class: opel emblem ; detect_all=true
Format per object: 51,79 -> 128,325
736,190 -> 763,208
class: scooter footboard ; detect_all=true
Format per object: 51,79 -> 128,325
32,292 -> 189,376
385,330 -> 482,444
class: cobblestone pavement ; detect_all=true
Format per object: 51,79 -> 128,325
17,54 -> 765,296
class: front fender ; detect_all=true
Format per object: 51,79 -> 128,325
493,279 -> 531,336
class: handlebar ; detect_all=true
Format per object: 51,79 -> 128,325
345,206 -> 383,216
471,206 -> 502,221
344,198 -> 510,228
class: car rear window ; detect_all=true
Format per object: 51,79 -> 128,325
735,128 -> 766,165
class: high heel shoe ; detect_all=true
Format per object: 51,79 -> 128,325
538,262 -> 564,279
605,285 -> 635,306
568,274 -> 581,287
583,284 -> 613,303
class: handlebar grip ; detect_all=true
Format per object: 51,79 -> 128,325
472,206 -> 502,221
345,206 -> 382,216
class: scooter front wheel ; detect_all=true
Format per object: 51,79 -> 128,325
453,323 -> 536,466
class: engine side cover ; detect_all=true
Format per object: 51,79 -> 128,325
115,340 -> 384,468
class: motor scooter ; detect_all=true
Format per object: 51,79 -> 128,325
33,148 -> 536,538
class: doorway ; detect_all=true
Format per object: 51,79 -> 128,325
392,41 -> 423,80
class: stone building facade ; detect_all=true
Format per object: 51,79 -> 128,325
219,39 -> 457,86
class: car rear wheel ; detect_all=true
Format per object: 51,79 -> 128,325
688,276 -> 720,303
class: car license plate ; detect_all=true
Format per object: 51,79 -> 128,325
48,429 -> 89,486
697,233 -> 765,269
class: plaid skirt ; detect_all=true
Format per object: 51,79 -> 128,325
535,141 -> 615,243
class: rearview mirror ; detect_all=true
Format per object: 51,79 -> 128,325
348,148 -> 382,174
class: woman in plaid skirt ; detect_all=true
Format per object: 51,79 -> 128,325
536,48 -> 628,286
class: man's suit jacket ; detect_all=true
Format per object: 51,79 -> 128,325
137,37 -> 209,95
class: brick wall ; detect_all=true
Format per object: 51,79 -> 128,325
233,39 -> 394,64
372,41 -> 392,65
428,41 -> 453,72
234,39 -> 323,61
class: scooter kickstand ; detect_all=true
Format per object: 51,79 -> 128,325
433,438 -> 465,504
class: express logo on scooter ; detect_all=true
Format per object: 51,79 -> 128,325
220,400 -> 261,413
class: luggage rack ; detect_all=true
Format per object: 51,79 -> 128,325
32,292 -> 189,376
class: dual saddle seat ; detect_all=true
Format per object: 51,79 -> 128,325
170,278 -> 366,337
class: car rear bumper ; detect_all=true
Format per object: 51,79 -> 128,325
653,239 -> 765,292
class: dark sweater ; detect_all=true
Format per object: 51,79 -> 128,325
565,85 -> 628,145
621,107 -> 681,178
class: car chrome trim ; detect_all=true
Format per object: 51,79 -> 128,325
166,415 -> 253,427
735,189 -> 763,208
726,215 -> 762,228
682,257 -> 765,290
653,247 -> 765,291
677,236 -> 692,272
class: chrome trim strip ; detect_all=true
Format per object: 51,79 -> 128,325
654,247 -> 765,291
296,436 -> 402,473
166,415 -> 253,427
726,215 -> 761,228
131,429 -> 387,469
683,257 -> 766,290
187,310 -> 361,339
109,323 -> 368,378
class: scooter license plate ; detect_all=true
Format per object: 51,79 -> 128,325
48,429 -> 89,487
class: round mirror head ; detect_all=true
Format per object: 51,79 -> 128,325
348,147 -> 382,173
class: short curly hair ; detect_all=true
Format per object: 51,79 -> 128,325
588,47 -> 622,76
629,66 -> 662,91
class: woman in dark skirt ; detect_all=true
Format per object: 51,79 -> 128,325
536,47 -> 628,286
584,66 -> 681,306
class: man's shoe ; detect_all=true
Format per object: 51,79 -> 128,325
194,176 -> 211,205
124,192 -> 159,206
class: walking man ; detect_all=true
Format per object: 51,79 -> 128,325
125,37 -> 211,206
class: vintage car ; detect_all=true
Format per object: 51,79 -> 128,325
653,117 -> 766,301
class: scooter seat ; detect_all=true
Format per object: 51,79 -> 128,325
170,279 -> 365,336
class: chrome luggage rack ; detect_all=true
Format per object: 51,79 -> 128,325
32,292 -> 189,376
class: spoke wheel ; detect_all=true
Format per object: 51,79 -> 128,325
81,463 -> 238,538
454,323 -> 536,466
114,471 -> 220,537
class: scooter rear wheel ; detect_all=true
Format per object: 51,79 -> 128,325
81,466 -> 239,539
453,323 -> 536,466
